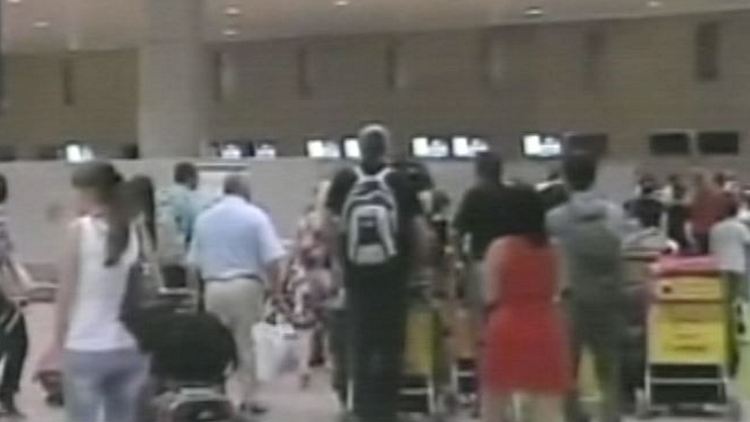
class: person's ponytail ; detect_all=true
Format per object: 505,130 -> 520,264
72,162 -> 131,267
105,176 -> 130,267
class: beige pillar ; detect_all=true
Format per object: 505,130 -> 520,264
138,0 -> 208,157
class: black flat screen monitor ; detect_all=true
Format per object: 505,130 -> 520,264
697,131 -> 740,155
215,140 -> 255,159
306,139 -> 341,159
411,137 -> 450,159
566,133 -> 608,157
452,136 -> 489,158
64,142 -> 95,163
342,137 -> 361,159
255,141 -> 277,159
521,134 -> 562,159
0,146 -> 17,162
649,133 -> 691,156
218,142 -> 245,159
120,143 -> 140,160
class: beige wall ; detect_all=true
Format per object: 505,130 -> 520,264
0,50 -> 138,157
1,11 -> 750,162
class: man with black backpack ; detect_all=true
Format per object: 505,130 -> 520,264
326,124 -> 429,422
546,154 -> 628,422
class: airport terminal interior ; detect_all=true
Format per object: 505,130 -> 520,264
4,0 -> 750,421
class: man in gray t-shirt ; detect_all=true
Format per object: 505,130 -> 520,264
546,154 -> 626,422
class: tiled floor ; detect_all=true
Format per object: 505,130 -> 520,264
16,304 -> 747,422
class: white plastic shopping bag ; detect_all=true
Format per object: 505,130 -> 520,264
252,320 -> 298,382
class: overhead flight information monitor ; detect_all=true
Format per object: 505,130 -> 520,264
343,137 -> 361,159
64,142 -> 95,163
306,139 -> 341,159
213,140 -> 255,159
411,136 -> 450,159
649,132 -> 691,156
255,141 -> 277,159
522,134 -> 563,159
218,142 -> 244,159
452,136 -> 490,158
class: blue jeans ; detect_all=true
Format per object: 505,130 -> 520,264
63,349 -> 150,422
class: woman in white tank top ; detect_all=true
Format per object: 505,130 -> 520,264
39,162 -> 149,422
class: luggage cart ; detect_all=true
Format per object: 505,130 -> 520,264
636,258 -> 742,421
399,303 -> 442,417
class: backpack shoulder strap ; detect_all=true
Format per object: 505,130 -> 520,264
353,166 -> 365,180
353,166 -> 392,187
375,167 -> 393,183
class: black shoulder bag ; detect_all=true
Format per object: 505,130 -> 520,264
120,224 -> 168,350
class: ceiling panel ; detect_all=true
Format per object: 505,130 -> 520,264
3,0 -> 750,52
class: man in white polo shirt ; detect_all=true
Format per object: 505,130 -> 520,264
188,174 -> 285,417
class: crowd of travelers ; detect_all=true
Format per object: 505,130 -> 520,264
0,123 -> 741,422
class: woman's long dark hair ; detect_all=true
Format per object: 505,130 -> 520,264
127,175 -> 157,246
504,185 -> 549,247
72,162 -> 130,267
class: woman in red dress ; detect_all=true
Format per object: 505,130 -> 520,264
481,186 -> 572,422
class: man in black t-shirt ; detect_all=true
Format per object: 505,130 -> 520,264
326,124 -> 428,422
453,152 -> 514,330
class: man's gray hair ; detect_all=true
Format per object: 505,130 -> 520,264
224,174 -> 251,201
358,123 -> 391,146
358,123 -> 391,160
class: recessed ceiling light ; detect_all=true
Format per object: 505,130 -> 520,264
647,0 -> 663,7
334,0 -> 350,7
7,0 -> 22,5
33,20 -> 50,29
223,28 -> 239,37
224,6 -> 242,16
524,6 -> 544,18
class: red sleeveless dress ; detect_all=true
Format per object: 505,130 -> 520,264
481,236 -> 572,394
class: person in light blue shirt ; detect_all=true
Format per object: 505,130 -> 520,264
187,174 -> 285,417
165,162 -> 202,245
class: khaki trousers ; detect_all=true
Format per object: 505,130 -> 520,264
205,278 -> 265,404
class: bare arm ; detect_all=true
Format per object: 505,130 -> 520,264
7,257 -> 39,293
52,222 -> 81,349
319,209 -> 346,297
551,241 -> 569,300
266,257 -> 284,298
185,225 -> 202,292
482,241 -> 502,308
411,215 -> 436,269
322,210 -> 341,263
452,190 -> 473,262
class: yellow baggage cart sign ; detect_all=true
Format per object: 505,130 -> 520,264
648,302 -> 728,365
654,276 -> 724,301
